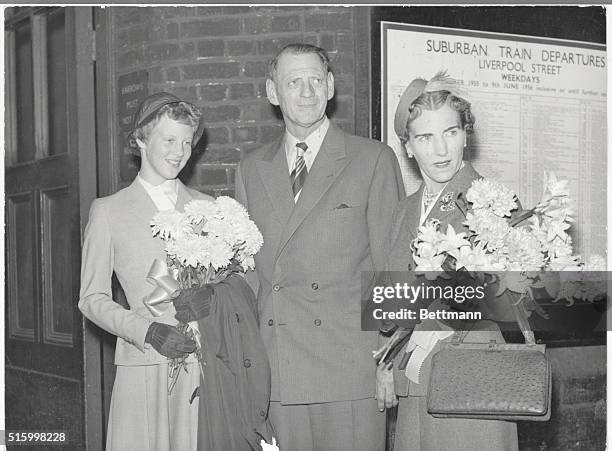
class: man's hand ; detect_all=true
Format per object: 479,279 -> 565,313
376,363 -> 398,411
173,285 -> 214,322
145,322 -> 197,359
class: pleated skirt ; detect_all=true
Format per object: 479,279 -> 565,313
394,395 -> 518,451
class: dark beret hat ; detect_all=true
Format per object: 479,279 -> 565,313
131,92 -> 204,148
393,78 -> 427,141
394,72 -> 467,142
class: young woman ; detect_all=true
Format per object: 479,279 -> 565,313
79,92 -> 212,450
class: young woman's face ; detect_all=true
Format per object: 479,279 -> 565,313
137,115 -> 195,184
406,104 -> 466,192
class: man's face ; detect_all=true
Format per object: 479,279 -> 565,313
137,114 -> 195,184
407,104 -> 466,192
266,52 -> 334,138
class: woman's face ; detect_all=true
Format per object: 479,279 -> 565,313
137,115 -> 195,185
406,103 -> 466,192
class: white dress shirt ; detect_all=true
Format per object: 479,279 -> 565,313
284,116 -> 330,173
137,175 -> 178,211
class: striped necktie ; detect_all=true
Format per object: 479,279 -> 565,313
291,142 -> 308,200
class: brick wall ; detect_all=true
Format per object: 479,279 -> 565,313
113,6 -> 359,196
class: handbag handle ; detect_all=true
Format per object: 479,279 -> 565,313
511,295 -> 536,345
452,292 -> 536,346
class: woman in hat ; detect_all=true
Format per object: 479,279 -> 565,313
376,72 -> 519,450
79,92 -> 213,450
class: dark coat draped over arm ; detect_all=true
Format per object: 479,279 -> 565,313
197,275 -> 274,451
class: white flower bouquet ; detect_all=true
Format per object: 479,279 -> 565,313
150,196 -> 263,281
374,173 -> 605,365
149,196 -> 263,392
412,173 -> 604,305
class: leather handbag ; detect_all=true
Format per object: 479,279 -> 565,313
427,304 -> 552,421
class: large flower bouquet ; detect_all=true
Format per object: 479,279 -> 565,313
374,173 -> 605,364
148,196 -> 263,392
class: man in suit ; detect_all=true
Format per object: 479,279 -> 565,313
235,43 -> 405,450
79,93 -> 213,450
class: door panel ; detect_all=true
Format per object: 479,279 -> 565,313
46,8 -> 68,156
41,185 -> 74,346
6,192 -> 37,341
13,18 -> 35,162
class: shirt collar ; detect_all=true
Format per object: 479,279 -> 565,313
137,174 -> 178,195
285,117 -> 330,169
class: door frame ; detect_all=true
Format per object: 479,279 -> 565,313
73,6 -> 104,451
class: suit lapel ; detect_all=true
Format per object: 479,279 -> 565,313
256,138 -> 295,227
407,184 -> 424,235
125,178 -> 158,224
125,178 -> 196,225
275,124 -> 351,260
175,180 -> 195,212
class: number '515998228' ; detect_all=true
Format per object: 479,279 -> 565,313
4,430 -> 67,445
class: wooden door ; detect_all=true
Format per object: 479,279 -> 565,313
5,6 -> 96,448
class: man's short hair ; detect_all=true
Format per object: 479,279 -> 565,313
268,43 -> 331,80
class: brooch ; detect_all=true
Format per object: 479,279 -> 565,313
439,192 -> 456,212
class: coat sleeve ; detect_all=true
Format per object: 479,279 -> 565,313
78,199 -> 153,352
367,145 -> 406,271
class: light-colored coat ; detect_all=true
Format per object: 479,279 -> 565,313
235,123 -> 405,404
79,178 -> 213,365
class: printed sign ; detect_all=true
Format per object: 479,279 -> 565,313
381,22 -> 607,260
117,70 -> 149,182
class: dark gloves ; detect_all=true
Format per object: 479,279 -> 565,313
173,285 -> 214,323
145,322 -> 197,359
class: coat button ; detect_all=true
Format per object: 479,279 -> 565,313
311,282 -> 319,290
314,319 -> 321,326
273,284 -> 280,292
268,319 -> 274,326
259,409 -> 266,417
243,359 -> 251,368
